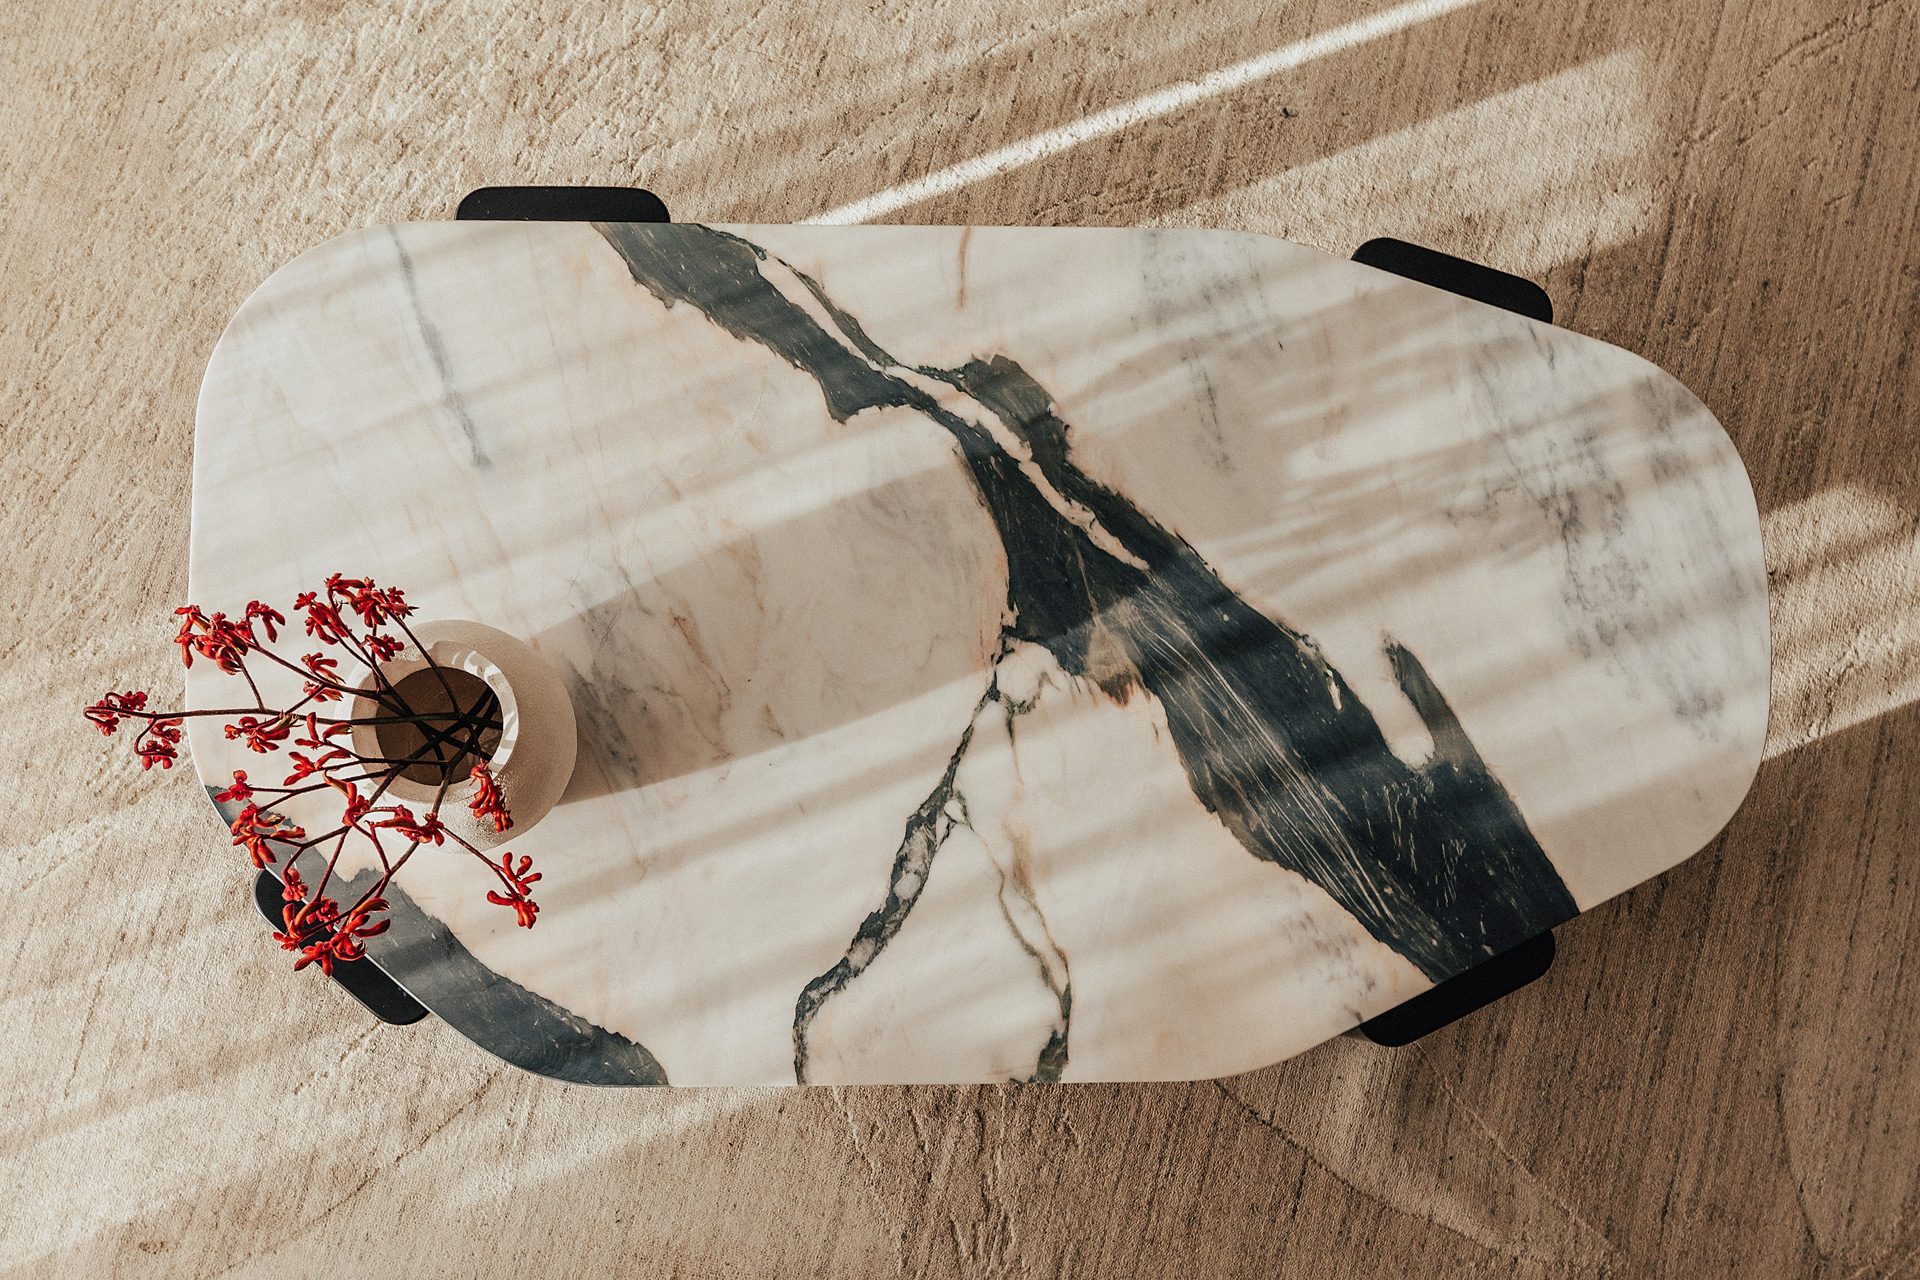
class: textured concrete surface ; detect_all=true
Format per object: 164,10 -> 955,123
2,0 -> 1917,1275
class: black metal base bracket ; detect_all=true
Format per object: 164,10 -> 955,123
252,870 -> 429,1026
456,186 -> 669,223
1351,236 -> 1553,323
1359,930 -> 1556,1046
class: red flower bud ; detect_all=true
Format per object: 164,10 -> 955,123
244,601 -> 286,643
83,690 -> 148,736
469,762 -> 513,833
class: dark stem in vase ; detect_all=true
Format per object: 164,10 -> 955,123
373,666 -> 503,787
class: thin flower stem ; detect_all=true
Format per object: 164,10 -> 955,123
321,610 -> 396,702
297,730 -> 445,913
392,613 -> 462,723
339,712 -> 484,916
356,771 -> 457,896
366,767 -> 453,903
297,826 -> 357,928
118,706 -> 272,721
411,688 -> 497,780
292,687 -> 495,914
245,643 -> 402,712
237,661 -> 267,709
331,713 -> 504,728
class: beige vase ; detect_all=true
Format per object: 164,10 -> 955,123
348,620 -> 576,849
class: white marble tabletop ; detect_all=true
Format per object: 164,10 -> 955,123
188,222 -> 1769,1085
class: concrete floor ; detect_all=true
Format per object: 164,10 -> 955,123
2,0 -> 1916,1274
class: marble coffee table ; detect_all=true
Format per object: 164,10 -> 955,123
188,222 -> 1770,1085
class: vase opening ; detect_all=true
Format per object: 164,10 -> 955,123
373,665 -> 505,787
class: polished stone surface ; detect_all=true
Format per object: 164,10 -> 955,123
189,222 -> 1768,1085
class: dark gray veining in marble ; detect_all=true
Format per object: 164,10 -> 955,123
787,648 -> 1077,1083
386,226 -> 491,470
592,222 -> 1580,1076
790,677 -> 988,1082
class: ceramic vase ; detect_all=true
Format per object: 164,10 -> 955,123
348,620 -> 576,849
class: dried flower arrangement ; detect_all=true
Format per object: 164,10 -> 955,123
84,574 -> 540,974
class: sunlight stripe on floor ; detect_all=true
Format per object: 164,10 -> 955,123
805,0 -> 1492,226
